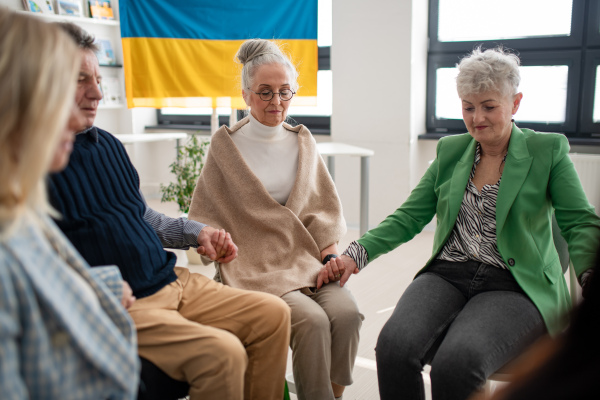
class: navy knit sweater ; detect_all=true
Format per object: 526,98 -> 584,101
48,127 -> 177,298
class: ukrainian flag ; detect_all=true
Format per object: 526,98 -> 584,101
119,0 -> 318,109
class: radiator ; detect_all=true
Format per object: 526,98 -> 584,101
570,153 -> 600,214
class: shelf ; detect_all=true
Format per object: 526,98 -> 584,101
114,133 -> 188,144
16,10 -> 120,26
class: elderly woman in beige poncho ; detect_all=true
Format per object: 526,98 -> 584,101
188,39 -> 363,400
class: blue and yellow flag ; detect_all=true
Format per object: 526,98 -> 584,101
119,0 -> 318,109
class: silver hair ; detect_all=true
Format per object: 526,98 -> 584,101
236,39 -> 299,93
456,46 -> 521,98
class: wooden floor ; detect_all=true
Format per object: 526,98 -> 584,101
148,198 -> 435,400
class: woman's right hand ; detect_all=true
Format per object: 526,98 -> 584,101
316,255 -> 359,289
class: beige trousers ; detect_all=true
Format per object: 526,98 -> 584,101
128,267 -> 291,400
282,283 -> 364,400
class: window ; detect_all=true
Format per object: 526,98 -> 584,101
426,0 -> 600,143
155,0 -> 332,134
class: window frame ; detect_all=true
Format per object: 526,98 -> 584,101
428,0 -> 585,53
427,50 -> 582,134
579,49 -> 600,137
425,0 -> 600,143
586,0 -> 600,47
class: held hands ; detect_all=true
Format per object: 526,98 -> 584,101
316,255 -> 359,290
196,226 -> 238,263
121,281 -> 136,309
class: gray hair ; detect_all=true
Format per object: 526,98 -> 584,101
236,39 -> 299,93
56,22 -> 99,53
456,47 -> 521,98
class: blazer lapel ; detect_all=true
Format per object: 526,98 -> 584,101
496,125 -> 533,236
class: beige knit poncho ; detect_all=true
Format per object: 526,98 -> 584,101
188,117 -> 346,297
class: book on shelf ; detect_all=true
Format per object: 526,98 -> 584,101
100,77 -> 123,106
23,0 -> 55,14
95,37 -> 117,66
57,0 -> 83,17
88,0 -> 115,20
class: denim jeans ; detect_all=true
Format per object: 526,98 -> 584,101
375,260 -> 546,400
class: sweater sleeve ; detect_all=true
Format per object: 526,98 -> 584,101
140,191 -> 207,249
143,207 -> 206,249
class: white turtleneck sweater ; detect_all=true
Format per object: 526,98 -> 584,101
231,113 -> 299,205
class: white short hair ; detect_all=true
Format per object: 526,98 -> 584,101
456,47 -> 521,98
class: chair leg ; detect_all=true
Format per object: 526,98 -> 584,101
286,373 -> 296,394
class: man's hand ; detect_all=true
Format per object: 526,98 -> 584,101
121,281 -> 136,309
316,255 -> 359,290
196,226 -> 238,263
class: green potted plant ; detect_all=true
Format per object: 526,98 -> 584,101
160,134 -> 210,264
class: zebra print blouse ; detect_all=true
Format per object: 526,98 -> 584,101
437,142 -> 507,269
343,142 -> 507,271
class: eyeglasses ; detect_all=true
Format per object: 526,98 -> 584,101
247,88 -> 296,101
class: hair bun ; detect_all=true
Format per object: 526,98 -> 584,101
236,39 -> 279,65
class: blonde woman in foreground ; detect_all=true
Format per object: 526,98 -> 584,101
0,10 -> 139,399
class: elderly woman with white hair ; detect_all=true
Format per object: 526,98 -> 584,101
188,39 -> 363,400
319,47 -> 600,400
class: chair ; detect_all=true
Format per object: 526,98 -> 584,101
137,357 -> 291,400
137,357 -> 189,400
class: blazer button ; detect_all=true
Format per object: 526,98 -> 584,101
508,258 -> 515,266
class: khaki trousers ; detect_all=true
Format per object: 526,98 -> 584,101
128,267 -> 291,400
282,283 -> 364,400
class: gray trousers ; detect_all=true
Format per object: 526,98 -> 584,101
376,260 -> 546,400
282,283 -> 363,400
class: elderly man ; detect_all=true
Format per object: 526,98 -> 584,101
47,22 -> 290,400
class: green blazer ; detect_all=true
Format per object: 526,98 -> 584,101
358,125 -> 600,334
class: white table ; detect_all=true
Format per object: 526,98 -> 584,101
316,142 -> 375,236
113,133 -> 188,158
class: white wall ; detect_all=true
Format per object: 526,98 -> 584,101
331,0 -> 436,229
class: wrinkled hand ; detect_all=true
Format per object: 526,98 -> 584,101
316,255 -> 359,290
197,226 -> 238,263
121,281 -> 136,309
